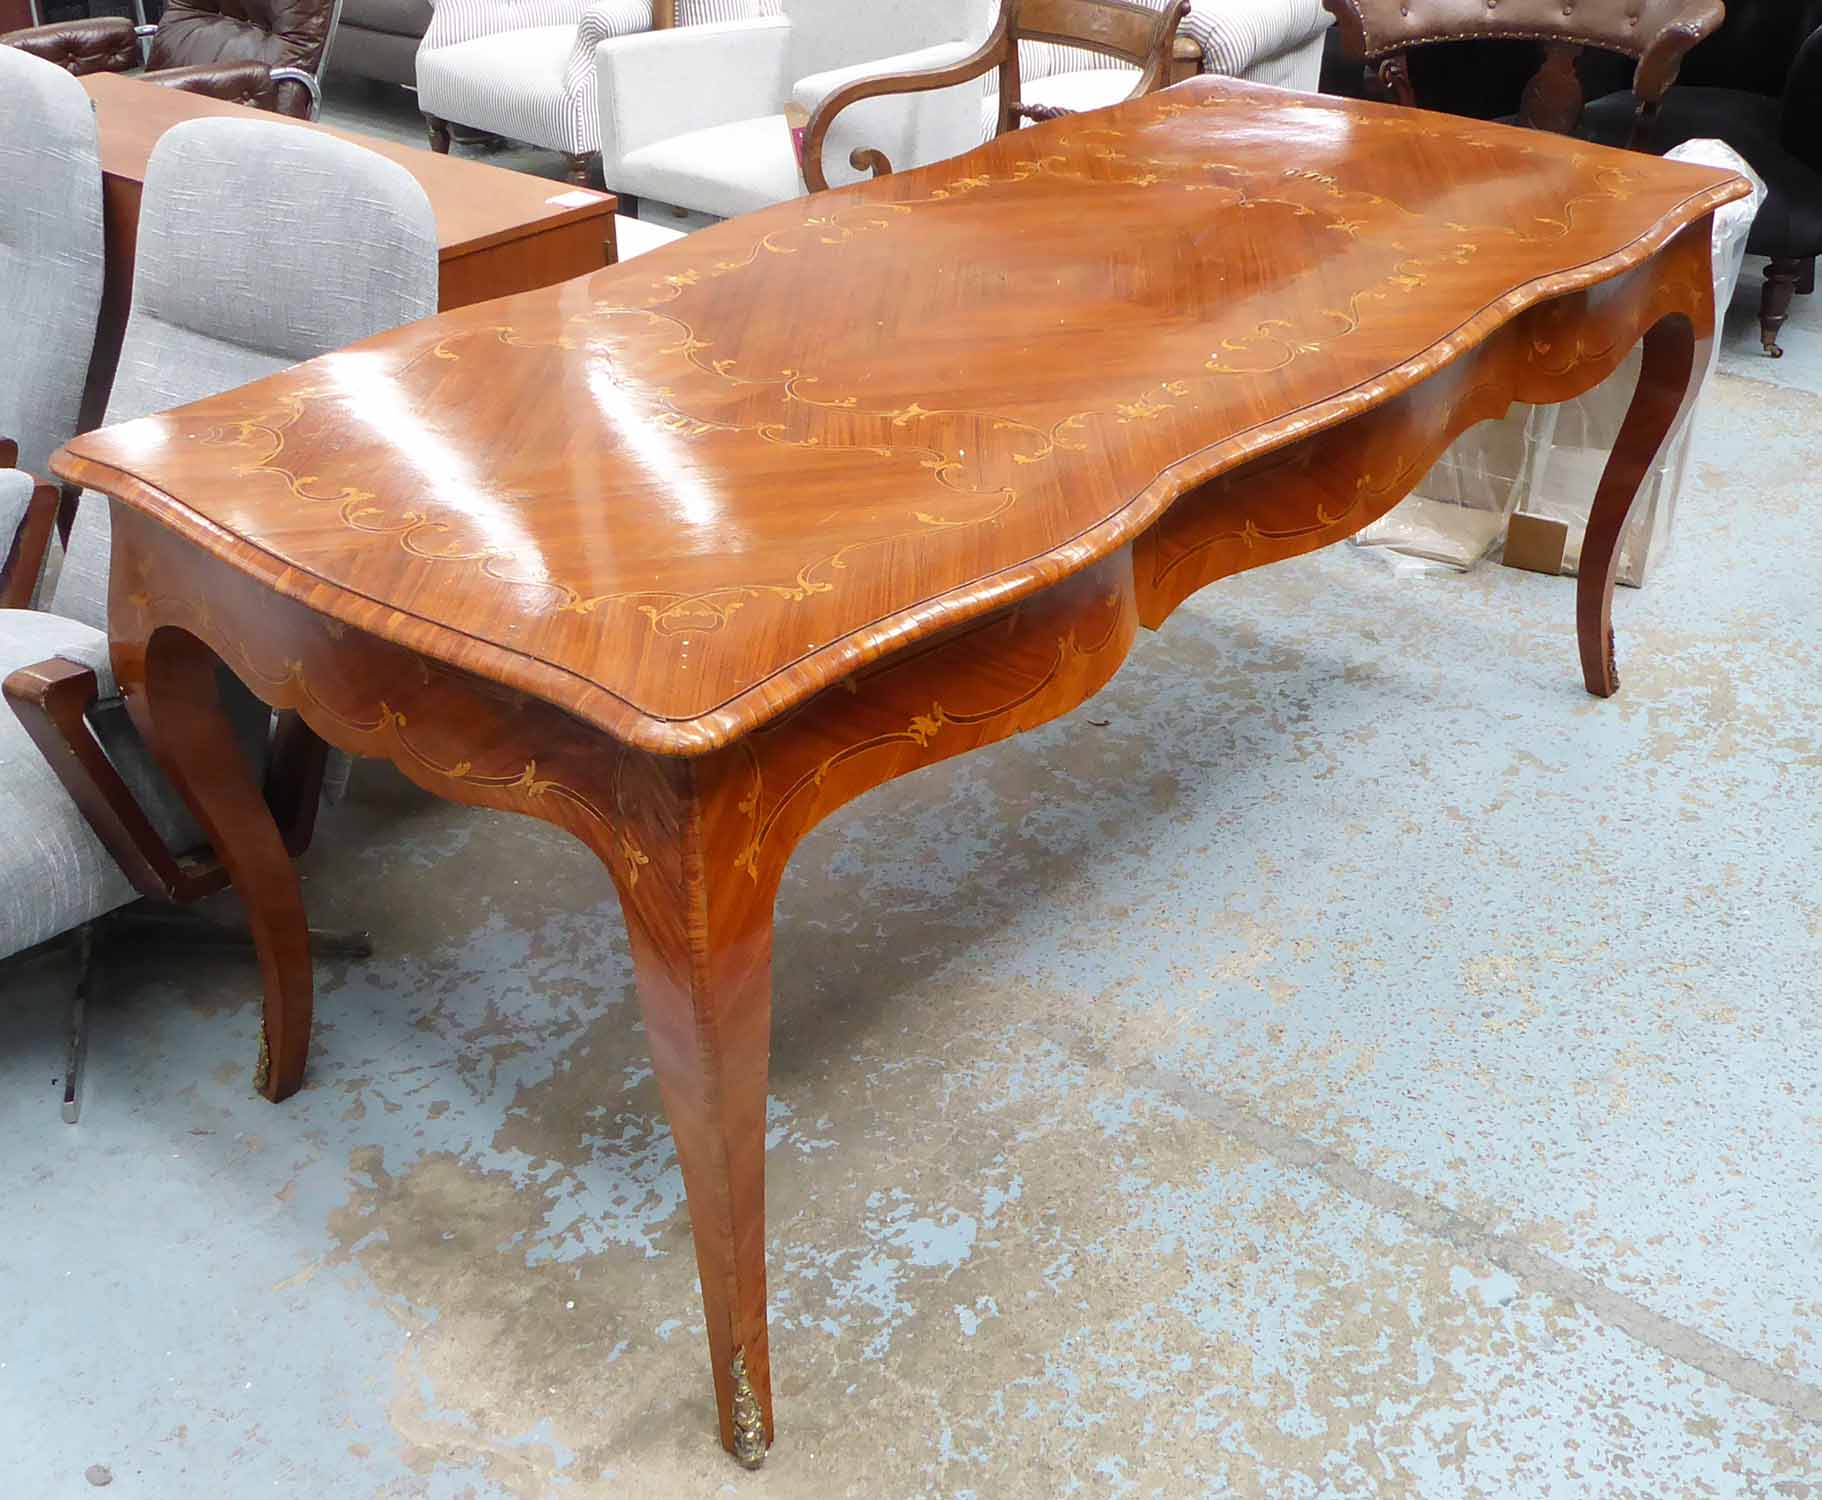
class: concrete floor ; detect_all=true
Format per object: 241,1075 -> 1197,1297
2,83 -> 1820,1499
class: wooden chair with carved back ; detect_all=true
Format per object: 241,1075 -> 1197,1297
1321,0 -> 1725,145
800,0 -> 1191,192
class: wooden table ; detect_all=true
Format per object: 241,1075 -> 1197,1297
56,79 -> 1747,1469
78,72 -> 619,424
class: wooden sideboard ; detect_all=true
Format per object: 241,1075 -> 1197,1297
78,72 -> 620,425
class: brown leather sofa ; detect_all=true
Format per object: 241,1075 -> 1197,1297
2,0 -> 338,117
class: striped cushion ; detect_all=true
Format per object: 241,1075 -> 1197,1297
418,24 -> 600,152
677,0 -> 779,18
1023,0 -> 1328,82
1183,0 -> 1330,77
421,0 -> 595,52
985,0 -> 1330,142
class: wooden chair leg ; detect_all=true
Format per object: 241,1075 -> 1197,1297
563,151 -> 598,187
1760,257 -> 1801,357
125,626 -> 315,1101
1577,315 -> 1701,698
424,114 -> 451,154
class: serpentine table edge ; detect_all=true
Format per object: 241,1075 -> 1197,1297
46,79 -> 1750,1469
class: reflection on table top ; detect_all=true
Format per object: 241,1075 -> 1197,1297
60,78 -> 1747,752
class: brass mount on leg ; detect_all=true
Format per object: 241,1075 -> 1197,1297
730,1349 -> 767,1470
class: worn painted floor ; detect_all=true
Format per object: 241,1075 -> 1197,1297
2,89 -> 1819,1498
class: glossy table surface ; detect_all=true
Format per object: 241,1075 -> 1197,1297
54,76 -> 1749,1468
60,77 -> 1745,758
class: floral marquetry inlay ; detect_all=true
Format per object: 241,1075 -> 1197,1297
62,76 -> 1747,748
81,74 -> 1735,1474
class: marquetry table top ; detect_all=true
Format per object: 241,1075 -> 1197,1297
57,78 -> 1747,755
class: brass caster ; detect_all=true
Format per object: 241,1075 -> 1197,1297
730,1350 -> 767,1470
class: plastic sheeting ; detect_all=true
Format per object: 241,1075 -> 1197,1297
1352,140 -> 1768,586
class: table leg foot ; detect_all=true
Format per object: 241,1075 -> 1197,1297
1576,314 -> 1702,698
730,1349 -> 768,1469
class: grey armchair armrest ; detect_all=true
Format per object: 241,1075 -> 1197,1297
0,462 -> 60,610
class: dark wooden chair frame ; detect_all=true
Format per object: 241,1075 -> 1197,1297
800,0 -> 1192,193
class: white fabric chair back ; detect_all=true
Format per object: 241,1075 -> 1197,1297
50,117 -> 440,631
0,47 -> 106,481
782,0 -> 993,81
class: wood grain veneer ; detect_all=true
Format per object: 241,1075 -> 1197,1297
52,77 -> 1748,1468
63,80 -> 1741,753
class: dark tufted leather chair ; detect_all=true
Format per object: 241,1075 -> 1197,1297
1,0 -> 340,119
1582,0 -> 1822,355
1322,0 -> 1724,138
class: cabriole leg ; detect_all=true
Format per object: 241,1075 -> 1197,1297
122,625 -> 315,1100
599,751 -> 777,1469
1576,315 -> 1701,698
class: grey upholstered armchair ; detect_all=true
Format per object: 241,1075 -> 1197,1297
0,47 -> 102,615
1,100 -> 439,1119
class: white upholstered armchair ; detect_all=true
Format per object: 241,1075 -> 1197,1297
417,0 -> 779,184
596,0 -> 997,219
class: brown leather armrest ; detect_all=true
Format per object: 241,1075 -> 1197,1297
1,16 -> 139,75
1327,0 -> 1722,76
1322,0 -> 1392,61
1633,0 -> 1725,104
0,471 -> 60,610
143,59 -> 280,113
